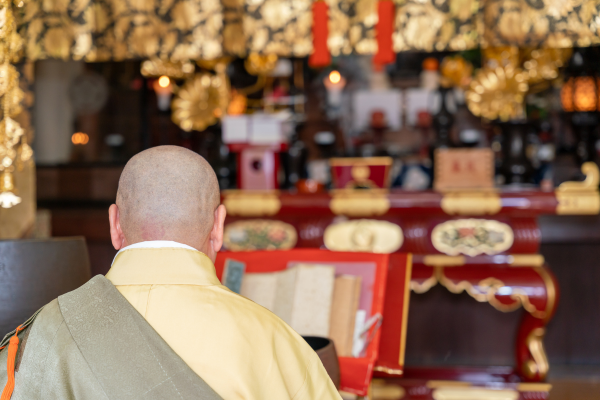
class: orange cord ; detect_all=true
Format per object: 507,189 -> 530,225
0,325 -> 24,400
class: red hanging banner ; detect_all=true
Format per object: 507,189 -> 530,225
309,0 -> 331,68
373,0 -> 396,65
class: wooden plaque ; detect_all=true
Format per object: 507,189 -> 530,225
434,148 -> 494,191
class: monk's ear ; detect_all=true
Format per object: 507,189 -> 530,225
210,204 -> 227,253
109,204 -> 126,250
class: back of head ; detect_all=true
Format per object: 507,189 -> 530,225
117,146 -> 220,246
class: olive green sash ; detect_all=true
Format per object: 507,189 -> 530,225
0,275 -> 222,400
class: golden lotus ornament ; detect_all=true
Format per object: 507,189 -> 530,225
171,73 -> 226,132
466,64 -> 529,121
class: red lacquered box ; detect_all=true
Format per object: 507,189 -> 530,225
215,249 -> 410,396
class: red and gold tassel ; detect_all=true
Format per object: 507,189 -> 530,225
373,0 -> 396,66
309,0 -> 331,68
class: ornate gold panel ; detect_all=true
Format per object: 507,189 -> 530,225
223,219 -> 297,251
432,387 -> 519,400
327,0 -> 377,56
435,267 -> 552,319
329,190 -> 390,217
324,219 -> 403,253
431,219 -> 514,257
440,191 -> 502,215
393,0 -> 481,53
369,379 -> 406,398
222,190 -> 281,216
482,0 -> 600,49
509,254 -> 544,267
556,162 -> 600,215
18,0 -> 225,61
422,255 -> 466,267
243,0 -> 312,57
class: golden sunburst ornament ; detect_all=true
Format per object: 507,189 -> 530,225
521,48 -> 572,84
466,65 -> 529,121
171,73 -> 225,132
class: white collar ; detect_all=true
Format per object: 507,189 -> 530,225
112,241 -> 199,265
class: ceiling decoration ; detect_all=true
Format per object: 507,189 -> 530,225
12,0 -> 600,61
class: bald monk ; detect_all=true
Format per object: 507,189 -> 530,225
0,146 -> 341,400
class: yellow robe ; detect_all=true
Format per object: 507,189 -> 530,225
106,246 -> 341,400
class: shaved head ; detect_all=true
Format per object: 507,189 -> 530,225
113,146 -> 221,249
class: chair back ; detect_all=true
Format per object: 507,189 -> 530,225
0,237 -> 91,337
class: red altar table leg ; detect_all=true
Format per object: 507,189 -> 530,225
515,267 -> 559,382
411,261 -> 560,382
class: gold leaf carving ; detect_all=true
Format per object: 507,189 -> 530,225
441,191 -> 502,215
223,191 -> 281,217
431,219 -> 514,257
556,162 -> 600,215
329,190 -> 390,217
224,219 -> 297,251
324,219 -> 403,253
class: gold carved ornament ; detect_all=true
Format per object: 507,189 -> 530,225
440,191 -> 502,215
440,55 -> 473,89
222,190 -> 281,217
18,0 -> 224,62
412,259 -> 556,323
523,327 -> 549,380
435,268 -> 552,318
326,0 -> 377,56
223,219 -> 297,251
324,219 -> 403,253
368,379 -> 406,399
432,387 -> 519,400
243,0 -> 312,57
431,219 -> 514,257
465,64 -> 529,121
0,0 -> 30,209
482,0 -> 600,49
171,61 -> 230,132
393,0 -> 480,53
329,189 -> 390,217
555,162 -> 600,215
140,58 -> 195,79
521,47 -> 572,87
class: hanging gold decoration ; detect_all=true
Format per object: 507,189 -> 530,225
483,46 -> 520,68
521,48 -> 572,84
440,55 -> 473,89
465,64 -> 529,121
196,57 -> 234,71
393,0 -> 480,53
482,0 -> 600,49
140,58 -> 195,79
244,53 -> 278,75
0,0 -> 27,209
171,63 -> 230,132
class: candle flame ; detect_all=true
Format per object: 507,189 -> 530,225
158,75 -> 170,88
329,70 -> 341,84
